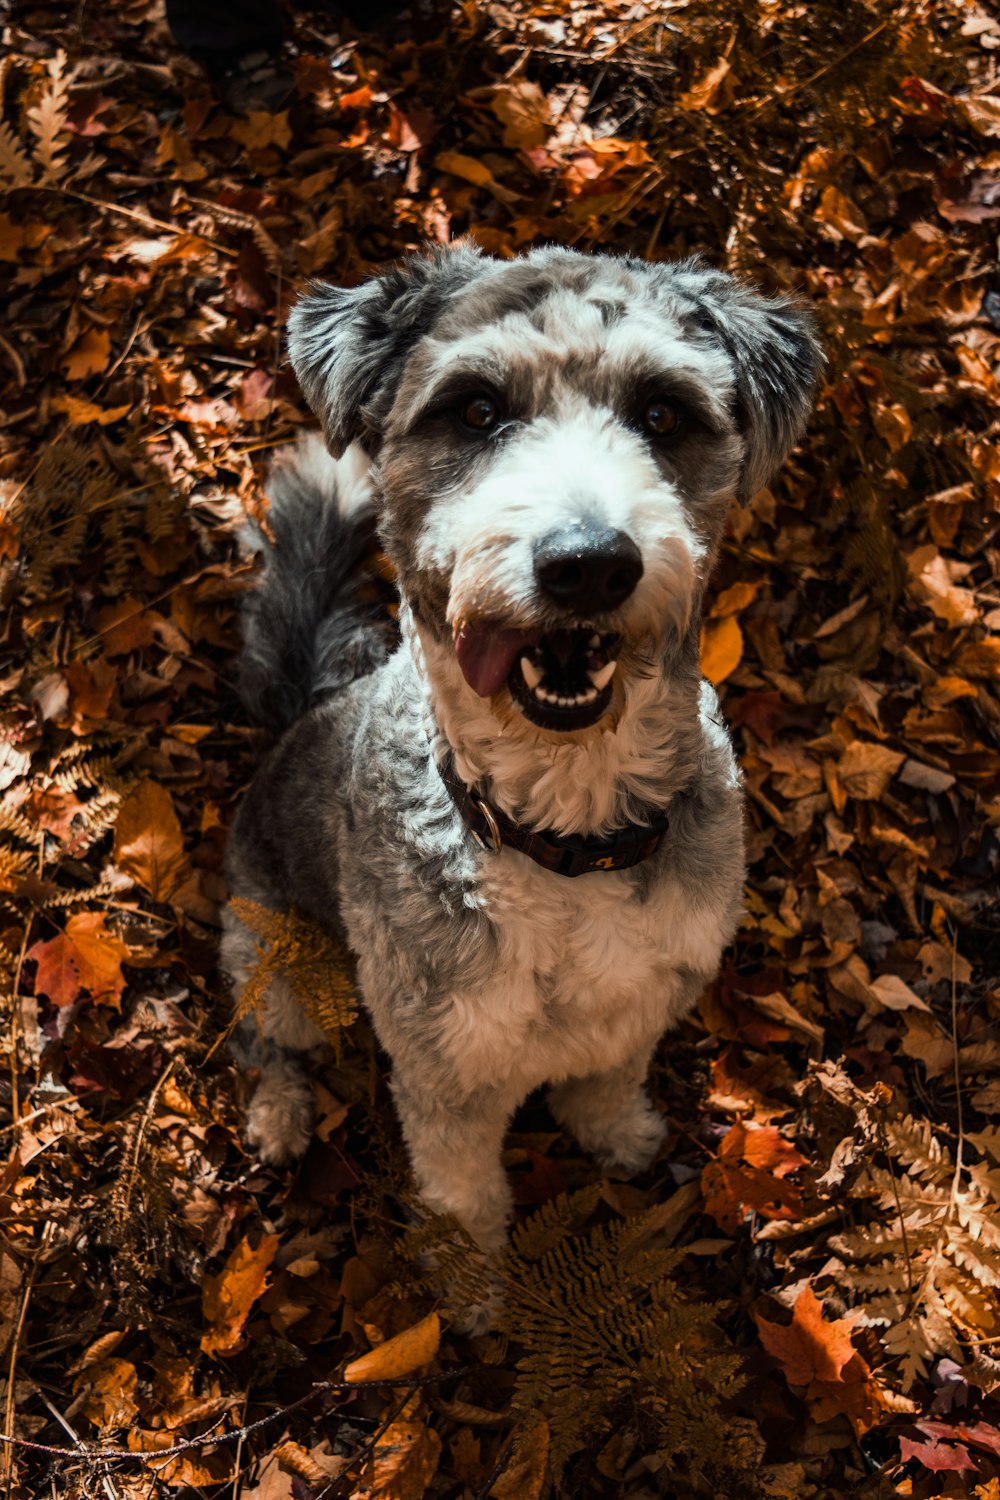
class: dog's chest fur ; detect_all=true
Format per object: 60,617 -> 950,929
431,849 -> 727,1097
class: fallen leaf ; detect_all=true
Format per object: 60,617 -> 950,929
345,1312 -> 440,1383
700,615 -> 743,684
837,741 -> 904,800
351,1394 -> 442,1500
870,973 -> 932,1013
51,394 -> 131,426
113,780 -> 188,902
201,1233 -> 279,1356
29,911 -> 129,1009
62,327 -> 111,380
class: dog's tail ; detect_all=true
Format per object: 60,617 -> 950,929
237,433 -> 393,733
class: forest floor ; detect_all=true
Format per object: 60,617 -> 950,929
2,0 -> 1000,1496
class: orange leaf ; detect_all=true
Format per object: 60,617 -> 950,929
62,327 -> 111,380
755,1285 -> 883,1434
29,912 -> 129,1009
345,1312 -> 441,1384
700,615 -> 743,684
755,1283 -> 857,1387
702,1120 -> 806,1233
51,393 -> 131,426
201,1234 -> 279,1356
113,780 -> 188,902
75,1356 -> 138,1429
351,1394 -> 441,1500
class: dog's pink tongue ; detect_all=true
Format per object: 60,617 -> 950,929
454,624 -> 538,697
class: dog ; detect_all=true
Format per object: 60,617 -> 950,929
223,242 -> 820,1274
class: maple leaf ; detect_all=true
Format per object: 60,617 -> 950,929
29,911 -> 129,1009
756,1284 -> 857,1387
351,1394 -> 442,1500
702,1121 -> 806,1233
755,1286 -> 883,1433
899,1433 -> 977,1473
201,1233 -> 279,1357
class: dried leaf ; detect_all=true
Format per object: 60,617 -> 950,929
201,1233 -> 279,1356
113,780 -> 188,902
28,911 -> 128,1009
345,1312 -> 441,1383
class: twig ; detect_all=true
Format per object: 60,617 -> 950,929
746,19 -> 890,114
23,186 -> 237,258
112,1059 -> 175,1223
0,1368 -> 477,1467
3,1223 -> 54,1493
474,1428 -> 517,1500
316,1386 -> 416,1499
6,925 -> 33,1131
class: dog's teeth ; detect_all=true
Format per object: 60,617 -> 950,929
580,687 -> 597,702
558,696 -> 572,706
521,657 -> 542,690
589,633 -> 600,648
536,687 -> 554,702
588,660 -> 617,691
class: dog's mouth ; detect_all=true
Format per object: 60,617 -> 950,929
453,622 -> 619,732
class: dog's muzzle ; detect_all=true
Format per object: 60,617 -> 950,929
452,523 -> 641,732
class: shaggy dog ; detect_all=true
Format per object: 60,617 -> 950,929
223,243 -> 820,1274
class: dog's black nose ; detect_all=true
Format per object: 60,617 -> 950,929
534,524 -> 643,613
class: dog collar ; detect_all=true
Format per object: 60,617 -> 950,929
436,755 -> 670,878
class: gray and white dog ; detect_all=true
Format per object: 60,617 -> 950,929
223,243 -> 820,1267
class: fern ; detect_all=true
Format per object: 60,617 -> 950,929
25,50 -> 70,183
498,1199 -> 748,1489
229,898 -> 358,1050
0,119 -> 32,188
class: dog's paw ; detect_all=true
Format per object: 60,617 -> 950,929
246,1062 -> 314,1166
592,1105 -> 668,1176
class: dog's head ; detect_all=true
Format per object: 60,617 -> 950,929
288,245 -> 821,738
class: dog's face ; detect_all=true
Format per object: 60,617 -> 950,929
289,246 -> 820,738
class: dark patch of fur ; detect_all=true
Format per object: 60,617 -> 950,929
238,447 -> 392,734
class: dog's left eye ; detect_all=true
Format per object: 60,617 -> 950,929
460,395 -> 501,432
642,399 -> 682,439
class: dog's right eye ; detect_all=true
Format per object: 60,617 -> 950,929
459,395 -> 500,432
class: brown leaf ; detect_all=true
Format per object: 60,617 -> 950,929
679,56 -> 737,113
492,1416 -> 549,1500
113,780 -> 188,902
51,393 -> 131,426
201,1233 -> 279,1356
76,1356 -> 138,1429
489,82 -> 550,149
836,741 -> 904,800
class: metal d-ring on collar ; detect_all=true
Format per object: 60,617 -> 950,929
472,797 -> 503,854
436,754 -> 671,879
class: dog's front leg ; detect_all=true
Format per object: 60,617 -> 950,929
392,1078 -> 516,1258
549,1043 -> 667,1175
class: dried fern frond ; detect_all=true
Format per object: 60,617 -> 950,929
26,50 -> 71,184
499,1199 -> 747,1488
0,118 -> 33,188
229,897 -> 358,1050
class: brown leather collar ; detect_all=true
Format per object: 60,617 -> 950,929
436,755 -> 670,878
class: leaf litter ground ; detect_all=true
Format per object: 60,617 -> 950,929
2,0 -> 1000,1496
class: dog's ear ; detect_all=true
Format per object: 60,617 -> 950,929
287,243 -> 487,456
670,261 -> 823,503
